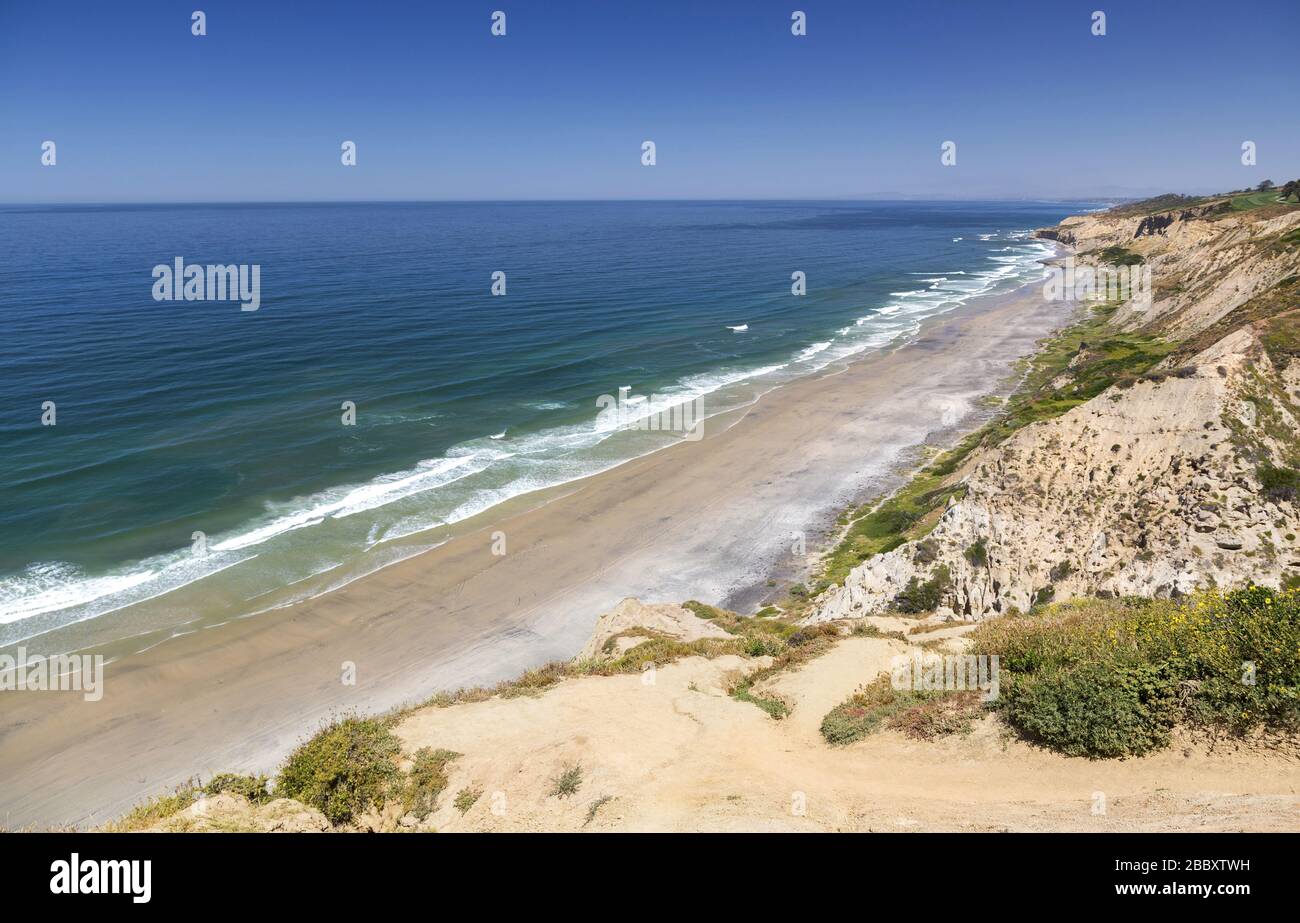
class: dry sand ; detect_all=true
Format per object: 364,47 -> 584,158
0,281 -> 1076,829
396,636 -> 1299,833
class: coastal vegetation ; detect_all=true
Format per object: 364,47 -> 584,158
820,675 -> 982,745
104,599 -> 858,829
583,794 -> 614,827
104,772 -> 274,832
819,587 -> 1300,759
970,587 -> 1300,757
402,747 -> 461,817
1108,179 -> 1300,218
453,787 -> 482,814
109,583 -> 1299,829
549,763 -> 584,799
1108,193 -> 1208,217
204,772 -> 273,804
274,716 -> 404,824
893,565 -> 952,614
818,299 -> 1174,589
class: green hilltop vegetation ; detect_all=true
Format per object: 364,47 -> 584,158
1110,178 -> 1300,219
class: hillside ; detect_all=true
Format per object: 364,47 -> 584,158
809,188 -> 1300,622
109,599 -> 1299,833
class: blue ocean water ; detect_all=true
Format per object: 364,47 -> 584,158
0,200 -> 1077,645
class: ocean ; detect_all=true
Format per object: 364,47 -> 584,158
0,200 -> 1078,650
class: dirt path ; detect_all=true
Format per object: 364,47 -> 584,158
394,637 -> 1300,833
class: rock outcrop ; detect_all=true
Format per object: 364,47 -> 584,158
575,597 -> 732,661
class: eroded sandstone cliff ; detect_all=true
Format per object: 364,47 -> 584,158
807,194 -> 1300,623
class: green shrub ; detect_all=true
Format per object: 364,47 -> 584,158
731,682 -> 790,719
1098,246 -> 1145,266
204,773 -> 272,804
1174,586 -> 1300,733
402,747 -> 460,816
964,538 -> 989,568
1031,585 -> 1056,608
1258,463 -> 1300,503
681,600 -> 728,620
1001,662 -> 1176,758
889,690 -> 984,740
549,763 -> 583,799
820,676 -> 980,745
821,679 -> 917,744
453,787 -> 482,814
1048,560 -> 1074,582
971,589 -> 1300,757
275,717 -> 402,824
893,565 -> 951,614
584,794 -> 613,827
740,634 -> 784,657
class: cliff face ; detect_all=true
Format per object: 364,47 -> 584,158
808,197 -> 1300,623
1056,204 -> 1300,340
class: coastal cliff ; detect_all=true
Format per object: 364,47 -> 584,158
808,190 -> 1300,622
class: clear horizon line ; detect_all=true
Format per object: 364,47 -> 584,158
1,194 -> 1123,208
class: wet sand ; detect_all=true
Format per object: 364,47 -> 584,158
0,280 -> 1074,828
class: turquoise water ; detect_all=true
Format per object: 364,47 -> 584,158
0,200 -> 1077,645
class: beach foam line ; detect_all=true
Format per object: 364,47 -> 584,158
794,341 -> 832,361
212,454 -> 490,552
0,551 -> 257,630
0,566 -> 156,625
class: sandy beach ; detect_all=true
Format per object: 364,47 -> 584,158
0,279 -> 1075,829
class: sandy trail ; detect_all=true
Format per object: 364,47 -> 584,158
395,640 -> 1299,833
0,283 -> 1075,829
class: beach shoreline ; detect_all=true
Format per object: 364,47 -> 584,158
0,273 -> 1076,829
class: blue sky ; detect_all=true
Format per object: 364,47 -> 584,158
1,0 -> 1296,202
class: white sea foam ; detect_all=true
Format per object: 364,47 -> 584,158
0,565 -> 157,625
212,455 -> 488,552
794,341 -> 832,361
